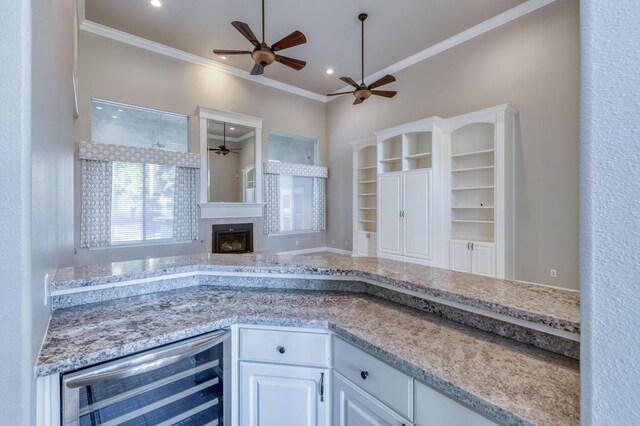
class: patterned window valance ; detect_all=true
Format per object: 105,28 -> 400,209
263,161 -> 328,178
79,141 -> 201,168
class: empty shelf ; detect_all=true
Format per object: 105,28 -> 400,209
451,186 -> 494,191
404,152 -> 432,159
379,157 -> 402,163
359,193 -> 377,196
358,180 -> 377,184
451,149 -> 494,158
358,165 -> 377,170
452,220 -> 495,224
359,220 -> 376,223
452,206 -> 494,209
359,207 -> 376,210
451,165 -> 494,172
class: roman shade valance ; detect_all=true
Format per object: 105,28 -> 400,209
263,161 -> 328,178
79,141 -> 201,168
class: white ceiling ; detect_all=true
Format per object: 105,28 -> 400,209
85,0 -> 526,95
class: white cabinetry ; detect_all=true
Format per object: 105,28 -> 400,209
449,241 -> 495,277
351,138 -> 379,257
447,105 -> 516,279
415,381 -> 500,426
236,326 -> 331,426
333,372 -> 409,426
377,170 -> 432,263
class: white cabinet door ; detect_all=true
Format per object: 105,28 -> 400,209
415,381 -> 499,426
333,373 -> 410,426
240,362 -> 329,426
378,173 -> 403,255
356,232 -> 370,257
450,241 -> 471,273
402,170 -> 431,260
368,233 -> 377,257
471,242 -> 495,277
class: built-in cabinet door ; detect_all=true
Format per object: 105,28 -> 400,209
368,233 -> 377,257
471,242 -> 495,277
403,170 -> 431,260
333,373 -> 410,426
240,362 -> 329,426
378,173 -> 403,255
356,232 -> 370,257
450,241 -> 471,273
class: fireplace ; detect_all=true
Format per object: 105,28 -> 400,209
212,223 -> 253,254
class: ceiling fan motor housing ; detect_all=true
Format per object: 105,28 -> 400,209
354,88 -> 372,101
252,46 -> 276,66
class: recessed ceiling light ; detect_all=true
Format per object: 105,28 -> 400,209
150,0 -> 162,7
229,127 -> 235,130
220,56 -> 228,60
95,106 -> 102,110
117,109 -> 124,112
326,68 -> 334,75
112,115 -> 118,119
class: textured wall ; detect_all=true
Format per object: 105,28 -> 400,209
326,0 -> 580,289
581,0 -> 640,423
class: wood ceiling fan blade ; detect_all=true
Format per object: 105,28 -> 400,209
231,21 -> 261,48
371,90 -> 397,98
326,91 -> 354,96
368,74 -> 396,90
251,63 -> 265,75
353,98 -> 364,105
213,49 -> 252,55
272,30 -> 307,52
275,55 -> 306,71
340,77 -> 360,88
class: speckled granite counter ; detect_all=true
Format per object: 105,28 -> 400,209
52,253 -> 580,334
36,287 -> 579,426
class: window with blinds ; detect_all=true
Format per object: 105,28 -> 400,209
279,175 -> 313,232
111,162 -> 176,244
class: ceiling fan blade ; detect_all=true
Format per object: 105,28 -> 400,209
213,49 -> 252,55
368,74 -> 396,90
251,63 -> 265,75
275,55 -> 306,71
340,77 -> 360,88
326,91 -> 354,96
231,21 -> 260,48
353,98 -> 364,105
271,30 -> 307,52
371,90 -> 397,98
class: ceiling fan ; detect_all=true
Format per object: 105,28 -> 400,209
327,14 -> 397,105
213,0 -> 307,76
209,125 -> 242,156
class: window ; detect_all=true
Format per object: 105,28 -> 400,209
80,99 -> 198,249
279,176 -> 313,232
111,162 -> 176,244
268,132 -> 317,165
92,99 -> 189,152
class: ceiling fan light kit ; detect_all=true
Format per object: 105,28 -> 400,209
327,13 -> 398,105
213,0 -> 307,76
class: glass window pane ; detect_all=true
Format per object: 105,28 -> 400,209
111,162 -> 143,243
92,99 -> 188,152
268,133 -> 317,165
280,176 -> 313,232
145,164 -> 175,240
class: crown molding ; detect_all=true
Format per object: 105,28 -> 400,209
329,0 -> 559,98
79,20 -> 328,103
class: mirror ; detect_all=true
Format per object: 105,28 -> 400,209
206,120 -> 256,202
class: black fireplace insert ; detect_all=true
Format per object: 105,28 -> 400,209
212,223 -> 253,254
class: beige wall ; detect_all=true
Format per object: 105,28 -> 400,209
326,0 -> 580,289
71,32 -> 327,265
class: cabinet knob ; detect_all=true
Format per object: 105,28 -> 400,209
360,371 -> 369,380
277,346 -> 286,354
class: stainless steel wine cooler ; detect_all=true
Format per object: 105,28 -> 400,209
62,329 -> 230,426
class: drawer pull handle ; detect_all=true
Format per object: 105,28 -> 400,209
277,346 -> 286,354
360,371 -> 369,380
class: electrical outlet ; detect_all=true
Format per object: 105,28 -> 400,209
550,269 -> 557,278
331,239 -> 335,245
295,240 -> 299,246
345,240 -> 349,247
44,273 -> 50,307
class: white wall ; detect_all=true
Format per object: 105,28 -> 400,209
0,0 -> 75,423
326,0 -> 580,289
581,0 -> 640,423
71,32 -> 327,265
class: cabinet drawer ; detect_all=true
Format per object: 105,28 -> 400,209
333,337 -> 413,420
239,327 -> 330,367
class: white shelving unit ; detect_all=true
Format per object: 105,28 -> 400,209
351,138 -> 378,257
446,105 -> 517,278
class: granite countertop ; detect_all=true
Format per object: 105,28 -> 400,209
37,286 -> 579,426
52,253 -> 581,334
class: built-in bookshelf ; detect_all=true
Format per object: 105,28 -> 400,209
353,141 -> 378,234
